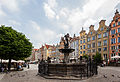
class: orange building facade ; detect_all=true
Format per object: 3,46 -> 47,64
109,10 -> 120,60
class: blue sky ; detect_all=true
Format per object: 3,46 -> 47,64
0,0 -> 120,48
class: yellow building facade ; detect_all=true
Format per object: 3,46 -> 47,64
87,25 -> 97,57
79,28 -> 87,56
96,20 -> 109,60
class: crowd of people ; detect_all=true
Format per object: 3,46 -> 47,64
0,62 -> 30,73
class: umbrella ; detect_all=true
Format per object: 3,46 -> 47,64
111,55 -> 120,59
17,60 -> 25,63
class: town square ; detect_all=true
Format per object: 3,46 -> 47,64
0,0 -> 120,82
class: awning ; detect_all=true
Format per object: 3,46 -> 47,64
111,55 -> 120,59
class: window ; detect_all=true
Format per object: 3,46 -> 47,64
88,44 -> 91,48
88,50 -> 91,53
92,43 -> 95,48
111,38 -> 116,44
118,37 -> 120,43
113,23 -> 115,27
83,51 -> 85,54
83,39 -> 85,43
92,49 -> 95,52
103,40 -> 107,46
101,27 -> 104,31
104,54 -> 107,59
111,46 -> 116,50
83,36 -> 85,38
92,36 -> 95,40
98,34 -> 101,39
111,29 -> 115,35
91,32 -> 92,35
80,40 -> 82,44
83,45 -> 85,49
80,51 -> 82,54
118,28 -> 120,33
103,47 -> 107,51
88,37 -> 91,42
103,32 -> 108,37
111,53 -> 115,57
98,48 -> 101,52
98,42 -> 101,46
118,45 -> 120,49
119,53 -> 120,56
80,46 -> 82,49
118,22 -> 120,25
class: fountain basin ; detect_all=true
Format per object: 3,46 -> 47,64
59,48 -> 75,53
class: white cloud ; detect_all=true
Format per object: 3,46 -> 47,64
0,6 -> 6,16
8,20 -> 21,26
56,15 -> 59,20
48,0 -> 120,34
28,20 -> 57,48
0,0 -> 19,12
47,0 -> 57,8
59,8 -> 69,18
83,19 -> 97,27
30,20 -> 40,31
43,3 -> 56,19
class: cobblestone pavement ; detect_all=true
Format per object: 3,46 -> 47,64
0,65 -> 120,82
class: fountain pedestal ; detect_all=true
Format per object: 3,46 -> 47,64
59,48 -> 75,63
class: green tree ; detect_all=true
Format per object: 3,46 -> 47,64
94,52 -> 102,64
0,25 -> 33,71
83,54 -> 88,59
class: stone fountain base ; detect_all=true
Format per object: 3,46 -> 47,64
38,62 -> 98,80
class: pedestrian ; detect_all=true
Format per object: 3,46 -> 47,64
4,66 -> 8,73
1,67 -> 4,73
27,63 -> 29,69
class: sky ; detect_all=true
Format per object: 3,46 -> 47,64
0,0 -> 120,48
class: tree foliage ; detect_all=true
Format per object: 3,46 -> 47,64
93,52 -> 102,64
0,25 -> 33,70
83,54 -> 88,59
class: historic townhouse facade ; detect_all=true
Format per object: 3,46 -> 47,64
38,9 -> 120,61
109,10 -> 120,60
96,20 -> 109,60
69,34 -> 79,61
79,28 -> 87,56
87,25 -> 97,57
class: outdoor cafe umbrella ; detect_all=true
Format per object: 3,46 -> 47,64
111,55 -> 120,59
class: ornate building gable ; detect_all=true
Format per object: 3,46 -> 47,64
97,20 -> 108,33
87,25 -> 96,37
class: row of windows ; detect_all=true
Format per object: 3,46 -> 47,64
111,37 -> 120,44
87,47 -> 107,53
87,43 -> 95,48
80,39 -> 85,44
87,40 -> 107,48
98,32 -> 108,39
80,51 -> 86,54
98,47 -> 107,52
87,49 -> 96,53
111,45 -> 120,50
111,28 -> 120,35
90,27 -> 104,35
87,32 -> 108,42
80,45 -> 86,49
112,22 -> 120,27
111,53 -> 120,57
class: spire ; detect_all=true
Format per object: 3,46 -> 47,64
73,34 -> 76,37
82,27 -> 83,31
115,9 -> 119,15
